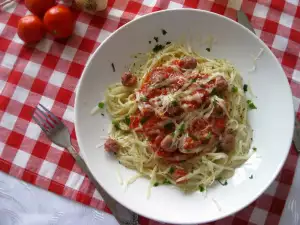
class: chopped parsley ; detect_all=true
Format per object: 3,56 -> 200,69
166,41 -> 171,45
98,102 -> 105,109
247,100 -> 257,110
232,86 -> 238,93
153,182 -> 159,187
111,63 -> 115,72
210,88 -> 218,96
124,116 -> 130,125
171,100 -> 178,106
206,47 -> 211,52
191,78 -> 197,83
101,113 -> 104,116
112,120 -> 120,130
253,147 -> 257,151
243,84 -> 248,92
140,96 -> 148,102
199,186 -> 205,192
154,36 -> 159,42
217,180 -> 228,186
206,132 -> 211,140
249,175 -> 254,179
164,122 -> 174,131
189,134 -> 198,141
148,40 -> 151,44
178,123 -> 185,133
163,179 -> 171,184
169,167 -> 175,174
162,29 -> 167,35
140,117 -> 149,124
152,44 -> 165,53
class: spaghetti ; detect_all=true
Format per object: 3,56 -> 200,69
104,43 -> 253,193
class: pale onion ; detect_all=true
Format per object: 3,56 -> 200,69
75,0 -> 107,13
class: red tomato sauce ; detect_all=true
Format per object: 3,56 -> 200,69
130,64 -> 228,163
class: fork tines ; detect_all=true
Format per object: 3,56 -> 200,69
33,104 -> 63,135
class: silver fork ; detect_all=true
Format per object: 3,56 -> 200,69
33,104 -> 139,225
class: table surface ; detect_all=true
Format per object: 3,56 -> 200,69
0,156 -> 299,225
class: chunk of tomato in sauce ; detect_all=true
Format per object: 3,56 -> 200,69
129,116 -> 140,129
181,100 -> 201,111
156,150 -> 173,157
142,116 -> 161,130
191,119 -> 208,131
153,135 -> 164,147
183,136 -> 202,150
146,88 -> 162,98
171,59 -> 181,66
173,169 -> 188,183
215,118 -> 226,129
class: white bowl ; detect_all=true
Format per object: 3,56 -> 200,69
75,9 -> 294,224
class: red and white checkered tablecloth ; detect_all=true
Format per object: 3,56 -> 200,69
0,0 -> 299,224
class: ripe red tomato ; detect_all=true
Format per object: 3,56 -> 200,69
43,5 -> 75,39
25,0 -> 56,17
17,15 -> 45,43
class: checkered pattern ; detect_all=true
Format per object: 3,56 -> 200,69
0,0 -> 299,224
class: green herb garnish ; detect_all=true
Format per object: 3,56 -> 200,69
178,123 -> 185,133
206,132 -> 211,140
112,120 -> 120,130
249,175 -> 253,179
210,88 -> 217,96
162,29 -> 167,35
189,134 -> 198,141
140,117 -> 149,124
232,86 -> 238,93
154,37 -> 159,42
206,47 -> 211,52
111,63 -> 115,72
247,100 -> 257,110
191,78 -> 197,83
169,167 -> 175,174
98,102 -> 105,109
199,186 -> 205,192
253,147 -> 257,151
148,40 -> 151,44
154,182 -> 159,187
163,179 -> 171,184
243,84 -> 248,92
124,116 -> 130,125
171,100 -> 178,106
164,122 -> 174,131
140,96 -> 148,102
152,44 -> 165,53
166,41 -> 171,45
217,180 -> 228,186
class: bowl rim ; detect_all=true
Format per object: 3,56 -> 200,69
74,8 -> 294,224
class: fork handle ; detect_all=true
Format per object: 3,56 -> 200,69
67,146 -> 139,225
